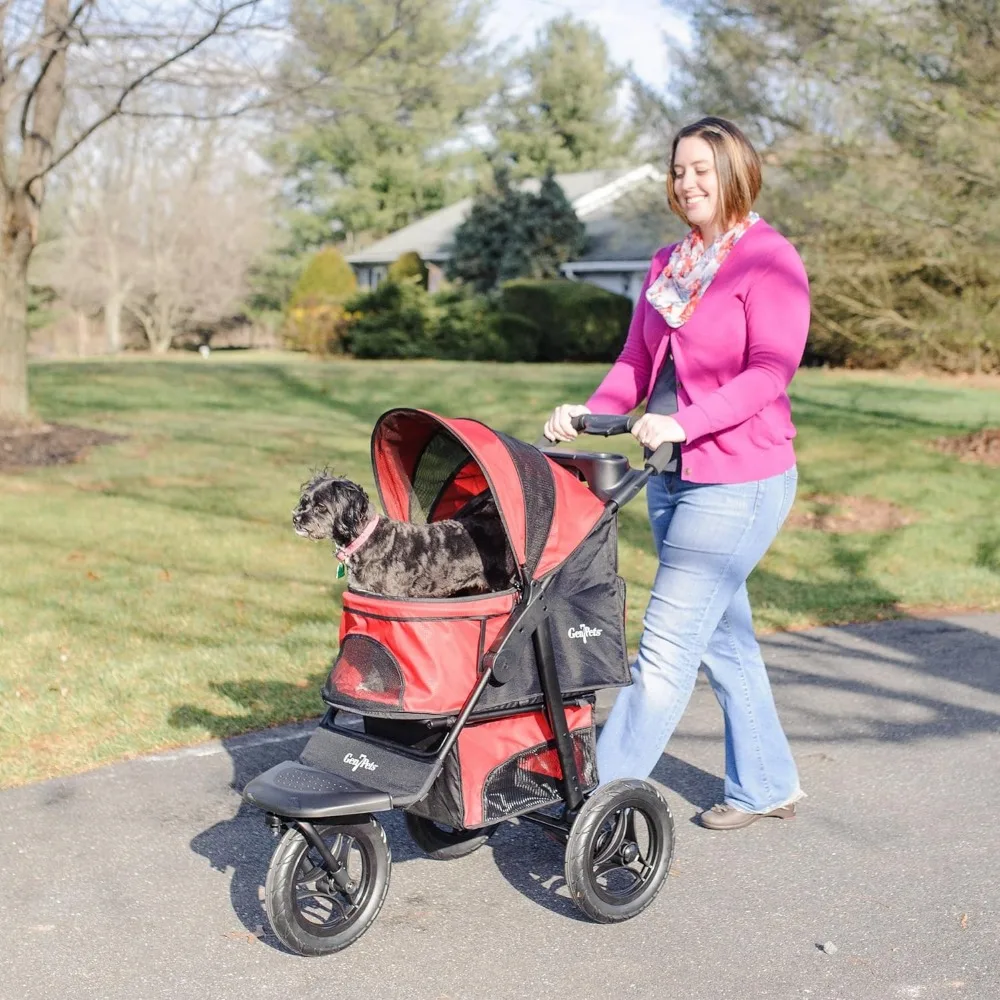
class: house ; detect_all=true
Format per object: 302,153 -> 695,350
345,165 -> 686,303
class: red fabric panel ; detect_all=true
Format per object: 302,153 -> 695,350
456,704 -> 594,827
332,590 -> 516,716
429,460 -> 489,522
532,459 -> 606,579
340,589 -> 515,625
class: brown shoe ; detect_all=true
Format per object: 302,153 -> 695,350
698,803 -> 796,831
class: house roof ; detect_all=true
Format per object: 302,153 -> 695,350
568,193 -> 687,265
345,164 -> 674,266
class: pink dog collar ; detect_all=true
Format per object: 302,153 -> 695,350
336,515 -> 379,562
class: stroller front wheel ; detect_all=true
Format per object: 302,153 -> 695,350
264,816 -> 391,956
564,778 -> 674,923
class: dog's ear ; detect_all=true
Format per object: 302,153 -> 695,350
330,480 -> 374,541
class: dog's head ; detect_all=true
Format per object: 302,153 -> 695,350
292,473 -> 375,547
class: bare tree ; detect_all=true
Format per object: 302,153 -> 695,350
126,129 -> 270,351
36,114 -> 269,352
34,116 -> 144,351
0,0 -> 279,423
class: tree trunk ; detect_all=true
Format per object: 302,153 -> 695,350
105,292 -> 124,353
0,246 -> 32,422
76,311 -> 89,356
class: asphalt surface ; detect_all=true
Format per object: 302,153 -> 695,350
2,614 -> 998,1000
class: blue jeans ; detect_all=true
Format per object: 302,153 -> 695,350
597,466 -> 802,813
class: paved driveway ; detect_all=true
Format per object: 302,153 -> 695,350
2,615 -> 998,1000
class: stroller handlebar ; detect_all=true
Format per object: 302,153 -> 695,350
568,413 -> 634,436
537,413 -> 678,506
569,413 -> 676,477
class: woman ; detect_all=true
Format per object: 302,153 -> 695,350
543,116 -> 809,831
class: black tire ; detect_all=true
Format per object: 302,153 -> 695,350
564,779 -> 674,924
404,812 -> 499,860
264,817 -> 391,956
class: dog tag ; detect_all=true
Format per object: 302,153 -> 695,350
336,562 -> 347,580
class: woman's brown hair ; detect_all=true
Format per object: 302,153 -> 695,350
667,117 -> 762,230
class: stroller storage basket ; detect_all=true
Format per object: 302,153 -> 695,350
405,702 -> 597,829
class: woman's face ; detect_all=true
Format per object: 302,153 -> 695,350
672,135 -> 720,235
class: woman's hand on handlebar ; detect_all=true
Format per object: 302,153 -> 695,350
543,404 -> 591,442
630,413 -> 687,450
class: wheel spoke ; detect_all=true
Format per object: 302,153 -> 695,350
295,884 -> 337,903
295,862 -> 325,887
295,879 -> 358,923
624,808 -> 640,846
592,808 -> 629,867
593,857 -> 641,882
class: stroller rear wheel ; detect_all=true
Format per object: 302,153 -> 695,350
404,813 -> 500,860
564,779 -> 674,923
264,817 -> 391,956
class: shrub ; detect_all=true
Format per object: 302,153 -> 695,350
388,251 -> 429,289
448,167 -> 586,292
343,281 -> 435,359
494,313 -> 541,362
429,287 -> 508,361
289,247 -> 357,304
283,247 -> 358,354
497,279 -> 632,362
284,300 -> 351,356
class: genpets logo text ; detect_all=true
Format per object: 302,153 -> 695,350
568,624 -> 603,644
343,752 -> 378,772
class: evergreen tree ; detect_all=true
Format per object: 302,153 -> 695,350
448,167 -> 586,291
489,16 -> 633,176
273,0 -> 494,248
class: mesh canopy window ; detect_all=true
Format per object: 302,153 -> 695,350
409,432 -> 476,525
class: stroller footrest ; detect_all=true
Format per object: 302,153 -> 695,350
298,722 -> 437,801
242,761 -> 392,819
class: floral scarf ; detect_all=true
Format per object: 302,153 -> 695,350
646,213 -> 760,328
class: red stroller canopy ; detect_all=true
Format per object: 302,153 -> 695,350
371,409 -> 606,582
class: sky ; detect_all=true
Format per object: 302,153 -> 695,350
483,0 -> 692,92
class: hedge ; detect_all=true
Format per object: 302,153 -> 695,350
498,279 -> 632,363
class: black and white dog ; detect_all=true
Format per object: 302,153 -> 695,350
292,472 -> 518,599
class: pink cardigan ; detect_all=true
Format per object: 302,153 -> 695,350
586,220 -> 810,484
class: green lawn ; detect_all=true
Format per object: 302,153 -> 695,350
1,354 -> 998,787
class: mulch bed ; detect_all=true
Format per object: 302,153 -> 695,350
931,428 -> 1000,467
786,493 -> 920,533
0,423 -> 125,472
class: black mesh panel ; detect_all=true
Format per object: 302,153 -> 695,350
409,432 -> 472,524
481,726 -> 597,822
496,432 -> 555,578
323,635 -> 404,712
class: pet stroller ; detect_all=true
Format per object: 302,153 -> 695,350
243,408 -> 677,956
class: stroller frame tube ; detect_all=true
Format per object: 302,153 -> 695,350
400,664 -> 498,807
533,618 -> 585,812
